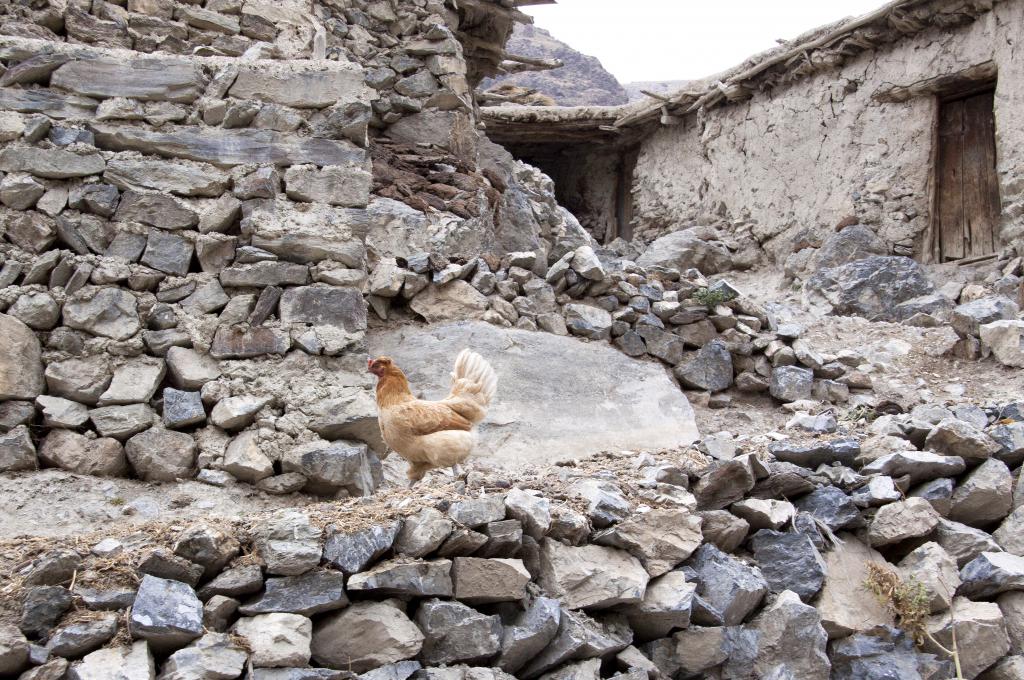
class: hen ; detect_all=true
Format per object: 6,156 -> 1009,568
369,349 -> 498,484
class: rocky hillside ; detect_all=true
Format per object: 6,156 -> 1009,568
483,25 -> 628,106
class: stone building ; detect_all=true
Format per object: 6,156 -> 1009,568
484,0 -> 1024,266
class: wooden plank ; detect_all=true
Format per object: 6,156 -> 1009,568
937,99 -> 965,261
961,90 -> 1000,257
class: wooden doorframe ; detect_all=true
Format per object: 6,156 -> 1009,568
927,80 -> 1000,263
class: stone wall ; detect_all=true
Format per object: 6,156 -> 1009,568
630,0 -> 1024,262
0,0 -> 572,494
7,400 -> 1024,679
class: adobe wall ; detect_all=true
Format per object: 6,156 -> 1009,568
631,0 -> 1024,263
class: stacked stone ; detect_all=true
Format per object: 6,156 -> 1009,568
0,1 -> 588,492
7,402 -> 1024,679
368,242 -> 865,405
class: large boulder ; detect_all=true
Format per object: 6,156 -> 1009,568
803,256 -> 935,321
368,322 -> 698,465
812,225 -> 887,270
982,321 -> 1024,368
311,601 -> 424,672
0,314 -> 44,400
636,228 -> 732,274
537,539 -> 648,610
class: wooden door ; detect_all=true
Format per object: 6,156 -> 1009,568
936,89 -> 1001,261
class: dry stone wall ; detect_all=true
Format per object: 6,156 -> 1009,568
631,0 -> 1024,263
6,402 -> 1024,679
0,0 -> 582,493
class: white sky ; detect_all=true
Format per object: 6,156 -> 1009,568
522,0 -> 886,83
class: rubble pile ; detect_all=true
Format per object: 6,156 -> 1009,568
370,240 -> 870,409
4,396 -> 1024,679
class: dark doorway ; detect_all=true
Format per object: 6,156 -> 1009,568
935,88 -> 1000,261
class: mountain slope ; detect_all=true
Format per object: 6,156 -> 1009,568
482,24 -> 628,106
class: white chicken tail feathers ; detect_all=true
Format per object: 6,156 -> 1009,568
450,348 -> 497,405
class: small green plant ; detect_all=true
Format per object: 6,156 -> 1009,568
108,496 -> 126,507
693,286 -> 736,309
864,562 -> 963,679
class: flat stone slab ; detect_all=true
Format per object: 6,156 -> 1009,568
368,321 -> 699,466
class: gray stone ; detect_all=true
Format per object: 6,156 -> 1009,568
697,510 -> 750,553
593,508 -> 702,577
496,596 -> 561,674
687,543 -> 768,626
991,423 -> 1024,466
67,641 -> 154,680
794,485 -> 862,530
749,529 -> 827,602
114,191 -> 199,230
516,608 -> 632,679
46,613 -> 117,658
162,389 -> 206,429
636,228 -> 732,275
937,517 -> 1004,568
210,327 -> 291,359
125,427 -> 196,481
92,123 -> 367,168
952,296 -> 1020,338
538,539 -> 648,610
311,601 -> 424,673
693,458 -> 756,510
253,510 -> 323,577
898,542 -> 960,613
394,508 -> 452,558
197,564 -> 264,600
564,303 -> 613,340
768,438 -> 859,468
138,548 -> 203,587
369,322 -> 698,464
44,357 -> 112,406
569,480 -> 630,528
240,570 -> 348,617
279,286 -> 366,331
925,598 -> 1009,679
9,292 -> 59,331
0,173 -> 44,209
347,559 -> 453,599
141,230 -> 194,276
453,558 -> 531,604
868,497 -> 940,547
180,280 -> 230,315
89,403 -> 155,440
20,586 -> 73,639
0,314 -> 44,400
804,256 -> 935,321
925,418 -> 1001,464
98,359 -> 166,406
982,321 -> 1024,369
222,431 -> 274,484
769,365 -> 814,402
173,525 -> 240,578
0,425 -> 36,472
815,534 -> 894,639
63,288 -> 140,340
38,429 -> 127,476
36,396 -> 89,429
210,396 -> 266,431
0,147 -> 104,179
477,520 -> 523,559
105,157 -> 228,197
282,440 -> 381,497
130,575 -> 203,653
284,164 -> 372,208
159,632 -> 247,680
232,613 -> 312,668
862,449 -> 967,485
674,339 -> 733,392
323,521 -> 401,575
51,57 -> 205,103
950,458 -> 1013,527
504,488 -> 552,540
166,347 -> 221,390
960,552 -> 1024,599
448,496 -> 507,528
620,571 -> 695,642
995,506 -> 1024,556
416,598 -> 502,665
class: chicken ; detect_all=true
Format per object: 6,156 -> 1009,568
369,349 -> 498,485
